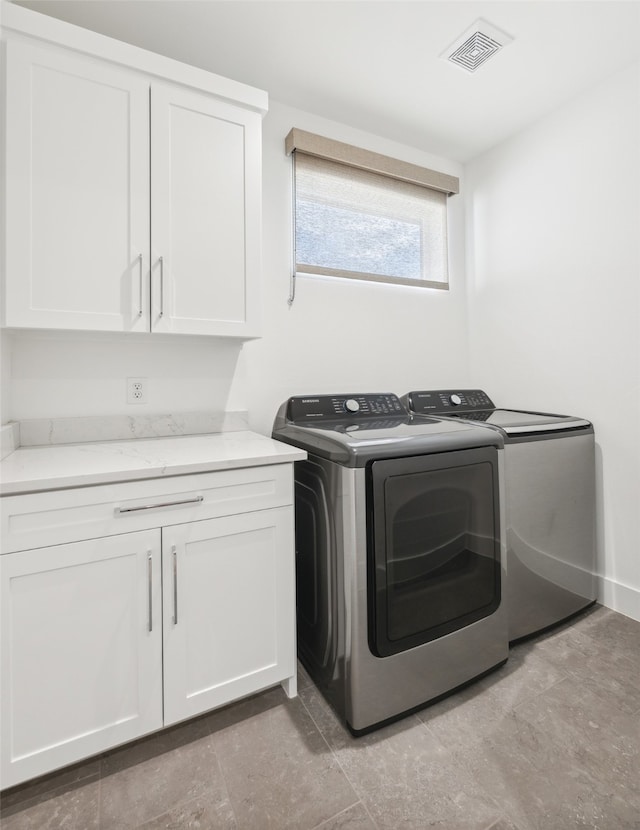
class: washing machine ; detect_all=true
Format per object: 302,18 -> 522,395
403,389 -> 597,643
272,392 -> 508,734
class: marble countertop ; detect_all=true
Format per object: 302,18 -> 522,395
0,431 -> 306,496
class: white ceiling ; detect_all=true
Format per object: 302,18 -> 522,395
12,0 -> 640,162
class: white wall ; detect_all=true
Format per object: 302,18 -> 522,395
465,62 -> 640,619
0,330 -> 11,424
244,101 -> 468,435
4,100 -> 467,431
5,329 -> 246,420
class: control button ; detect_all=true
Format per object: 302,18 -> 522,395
450,394 -> 462,406
344,398 -> 360,413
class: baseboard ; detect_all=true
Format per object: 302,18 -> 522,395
597,575 -> 640,623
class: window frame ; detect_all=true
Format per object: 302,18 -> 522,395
286,128 -> 459,296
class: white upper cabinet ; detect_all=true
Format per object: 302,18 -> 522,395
4,41 -> 151,333
1,5 -> 266,337
151,85 -> 262,336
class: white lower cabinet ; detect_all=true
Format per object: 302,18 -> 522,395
162,509 -> 295,725
0,531 -> 164,788
0,471 -> 297,789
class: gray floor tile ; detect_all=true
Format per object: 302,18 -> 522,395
418,643 -> 567,752
417,679 -> 517,751
533,619 -> 640,715
300,685 -> 504,830
513,675 -> 640,811
311,802 -> 377,830
210,692 -> 358,830
0,756 -> 100,812
485,819 -> 525,830
136,791 -> 237,829
459,709 -> 639,830
479,642 -> 568,709
572,605 -> 640,651
0,776 -> 100,830
100,717 -> 225,830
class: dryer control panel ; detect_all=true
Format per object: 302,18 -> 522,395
287,393 -> 406,422
405,389 -> 495,415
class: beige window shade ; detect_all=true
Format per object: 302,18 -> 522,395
286,129 -> 458,293
286,128 -> 459,196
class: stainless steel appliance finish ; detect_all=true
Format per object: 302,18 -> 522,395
273,393 -> 508,734
403,389 -> 597,643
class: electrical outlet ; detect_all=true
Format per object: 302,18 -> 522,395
127,377 -> 147,405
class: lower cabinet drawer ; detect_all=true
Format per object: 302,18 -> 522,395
1,465 -> 293,553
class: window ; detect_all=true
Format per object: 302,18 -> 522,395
286,129 -> 459,296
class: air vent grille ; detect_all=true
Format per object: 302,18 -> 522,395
442,19 -> 514,74
449,32 -> 502,72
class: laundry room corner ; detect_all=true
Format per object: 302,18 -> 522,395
464,61 -> 640,621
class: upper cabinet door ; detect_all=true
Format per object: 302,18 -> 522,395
150,84 -> 262,337
3,41 -> 150,332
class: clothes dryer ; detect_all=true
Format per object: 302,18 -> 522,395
273,393 -> 508,733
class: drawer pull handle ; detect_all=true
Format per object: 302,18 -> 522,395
172,545 -> 178,625
115,496 -> 203,515
147,552 -> 153,633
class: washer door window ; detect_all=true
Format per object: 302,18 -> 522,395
369,448 -> 501,657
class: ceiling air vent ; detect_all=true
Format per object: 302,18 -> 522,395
442,19 -> 514,73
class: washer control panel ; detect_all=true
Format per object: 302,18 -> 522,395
406,389 -> 495,415
287,393 -> 406,422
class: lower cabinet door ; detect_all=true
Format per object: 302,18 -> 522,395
0,530 -> 163,788
162,508 -> 295,725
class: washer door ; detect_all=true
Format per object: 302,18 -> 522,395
369,447 -> 501,657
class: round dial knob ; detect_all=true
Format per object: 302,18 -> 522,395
450,394 -> 463,406
344,398 -> 360,413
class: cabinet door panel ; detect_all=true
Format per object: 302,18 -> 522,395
162,508 -> 295,725
0,531 -> 163,788
151,84 -> 261,337
4,41 -> 150,331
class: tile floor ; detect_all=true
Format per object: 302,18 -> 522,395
1,604 -> 639,830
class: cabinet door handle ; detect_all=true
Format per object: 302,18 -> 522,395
138,253 -> 144,318
172,545 -> 178,625
115,496 -> 203,515
159,256 -> 165,318
147,552 -> 153,633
